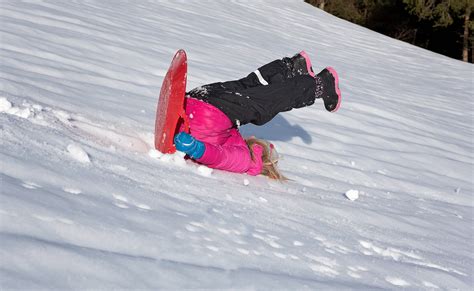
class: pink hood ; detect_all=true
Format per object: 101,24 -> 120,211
184,97 -> 263,175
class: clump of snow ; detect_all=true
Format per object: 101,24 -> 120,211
171,151 -> 187,166
345,189 -> 359,201
11,107 -> 32,119
154,151 -> 187,166
148,149 -> 163,159
157,151 -> 187,166
0,98 -> 32,119
197,165 -> 213,176
0,97 -> 12,112
32,104 -> 43,111
157,153 -> 173,163
52,110 -> 71,123
243,179 -> 250,186
67,144 -> 91,164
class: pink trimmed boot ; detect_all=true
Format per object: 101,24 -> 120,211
315,67 -> 342,112
289,51 -> 315,77
298,51 -> 315,77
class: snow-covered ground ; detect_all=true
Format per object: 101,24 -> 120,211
1,1 -> 472,289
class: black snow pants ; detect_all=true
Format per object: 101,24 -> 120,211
187,57 -> 317,126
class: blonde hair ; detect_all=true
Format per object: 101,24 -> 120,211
245,137 -> 287,181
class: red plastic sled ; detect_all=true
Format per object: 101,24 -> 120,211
154,49 -> 190,153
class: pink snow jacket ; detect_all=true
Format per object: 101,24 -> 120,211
184,97 -> 263,175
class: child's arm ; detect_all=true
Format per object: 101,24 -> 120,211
197,142 -> 256,174
175,132 -> 263,175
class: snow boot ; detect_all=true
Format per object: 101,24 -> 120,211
289,51 -> 315,77
315,67 -> 342,112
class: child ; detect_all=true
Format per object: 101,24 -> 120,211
174,51 -> 342,180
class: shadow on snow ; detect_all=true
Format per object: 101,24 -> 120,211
240,115 -> 312,144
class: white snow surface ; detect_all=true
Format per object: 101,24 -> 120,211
1,1 -> 472,289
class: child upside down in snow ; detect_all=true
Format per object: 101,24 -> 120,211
174,51 -> 342,180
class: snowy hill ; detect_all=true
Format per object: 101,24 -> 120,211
1,1 -> 472,289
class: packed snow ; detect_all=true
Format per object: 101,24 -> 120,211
1,0 -> 472,289
344,189 -> 359,201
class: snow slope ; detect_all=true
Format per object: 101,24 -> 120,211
1,1 -> 472,289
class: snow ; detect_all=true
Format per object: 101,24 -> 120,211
344,189 -> 359,201
67,143 -> 91,164
0,97 -> 12,112
197,165 -> 213,177
1,0 -> 472,290
0,98 -> 32,119
385,276 -> 411,287
148,148 -> 163,159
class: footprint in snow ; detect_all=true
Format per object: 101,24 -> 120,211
112,193 -> 151,210
185,224 -> 201,233
237,248 -> 250,255
252,233 -> 283,249
135,203 -> 151,210
63,187 -> 82,195
346,265 -> 368,279
112,193 -> 129,208
385,276 -> 410,287
305,254 -> 340,277
21,181 -> 41,189
273,252 -> 287,259
206,245 -> 219,252
32,214 -> 74,225
321,240 -> 351,255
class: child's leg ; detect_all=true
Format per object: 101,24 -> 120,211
188,53 -> 312,99
253,57 -> 302,85
220,55 -> 309,89
205,75 -> 317,126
